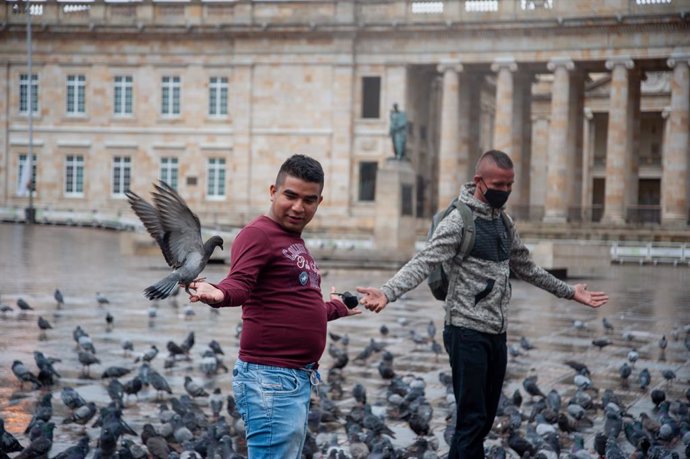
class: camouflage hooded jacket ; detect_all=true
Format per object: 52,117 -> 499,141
380,182 -> 575,334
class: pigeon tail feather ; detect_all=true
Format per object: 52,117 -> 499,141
145,273 -> 180,300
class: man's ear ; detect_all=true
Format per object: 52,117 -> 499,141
269,184 -> 276,201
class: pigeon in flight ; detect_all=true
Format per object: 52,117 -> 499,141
125,181 -> 224,300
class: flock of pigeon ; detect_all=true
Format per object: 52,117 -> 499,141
1,283 -> 689,459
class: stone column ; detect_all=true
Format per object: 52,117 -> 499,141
543,57 -> 575,223
459,72 -> 481,185
661,54 -> 690,226
581,108 -> 595,221
602,57 -> 635,225
491,58 -> 517,153
437,61 -> 462,208
530,114 -> 550,220
492,58 -> 530,214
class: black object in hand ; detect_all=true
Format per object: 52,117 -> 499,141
335,291 -> 359,309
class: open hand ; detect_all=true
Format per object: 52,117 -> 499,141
186,281 -> 223,305
356,286 -> 389,313
572,283 -> 608,308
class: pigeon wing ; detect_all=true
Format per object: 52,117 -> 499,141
125,190 -> 177,268
150,181 -> 204,269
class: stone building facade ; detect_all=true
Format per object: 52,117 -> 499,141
0,0 -> 688,236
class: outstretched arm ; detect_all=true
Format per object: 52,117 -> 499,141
571,283 -> 608,308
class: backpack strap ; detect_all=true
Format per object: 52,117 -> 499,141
456,202 -> 475,260
442,201 -> 475,325
499,211 -> 514,249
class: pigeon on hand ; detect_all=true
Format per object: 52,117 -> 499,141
125,181 -> 224,300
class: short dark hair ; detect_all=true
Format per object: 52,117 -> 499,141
276,154 -> 325,190
476,150 -> 513,172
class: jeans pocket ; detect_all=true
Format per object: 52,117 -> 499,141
259,368 -> 300,395
232,380 -> 247,423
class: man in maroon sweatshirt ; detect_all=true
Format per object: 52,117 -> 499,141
187,154 -> 360,458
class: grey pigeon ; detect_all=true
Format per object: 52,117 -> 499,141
11,360 -> 41,389
125,181 -> 224,300
183,376 -> 208,398
53,289 -> 64,308
60,387 -> 86,410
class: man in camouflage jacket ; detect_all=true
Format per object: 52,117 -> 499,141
358,150 -> 608,458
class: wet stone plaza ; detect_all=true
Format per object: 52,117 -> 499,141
0,223 -> 689,458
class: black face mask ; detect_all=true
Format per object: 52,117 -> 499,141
481,179 -> 511,209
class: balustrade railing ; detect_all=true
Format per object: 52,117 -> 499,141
1,0 -> 683,29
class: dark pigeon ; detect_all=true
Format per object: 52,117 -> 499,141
17,298 -> 33,311
0,418 -> 23,453
125,181 -> 224,300
51,436 -> 89,459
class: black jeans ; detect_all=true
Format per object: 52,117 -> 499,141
443,325 -> 507,459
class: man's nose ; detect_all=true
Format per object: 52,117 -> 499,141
291,200 -> 305,212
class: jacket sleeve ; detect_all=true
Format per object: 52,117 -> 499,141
507,222 -> 575,299
381,209 -> 465,302
213,227 -> 271,307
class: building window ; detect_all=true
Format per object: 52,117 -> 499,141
17,154 -> 37,196
114,75 -> 133,116
207,158 -> 226,198
160,157 -> 179,190
161,76 -> 181,116
66,75 -> 86,115
19,73 -> 39,115
209,76 -> 228,116
361,76 -> 381,119
112,156 -> 131,196
65,155 -> 85,196
358,161 -> 377,202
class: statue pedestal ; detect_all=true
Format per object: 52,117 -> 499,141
374,158 -> 417,260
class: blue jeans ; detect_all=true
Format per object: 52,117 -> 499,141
232,359 -> 314,459
443,326 -> 507,459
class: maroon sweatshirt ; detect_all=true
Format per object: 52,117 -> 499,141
214,216 -> 348,369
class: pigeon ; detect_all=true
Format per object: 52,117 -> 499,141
96,292 -> 110,306
53,289 -> 65,308
61,387 -> 86,410
33,351 -> 61,380
77,351 -> 100,376
519,336 -> 535,351
0,417 -> 23,453
17,298 -> 33,311
123,376 -> 143,400
35,317 -> 52,337
11,360 -> 41,389
51,435 -> 89,459
62,402 -> 97,426
522,375 -> 545,398
592,338 -> 612,350
183,376 -> 208,398
602,317 -> 614,333
638,368 -> 651,390
125,180 -> 224,300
